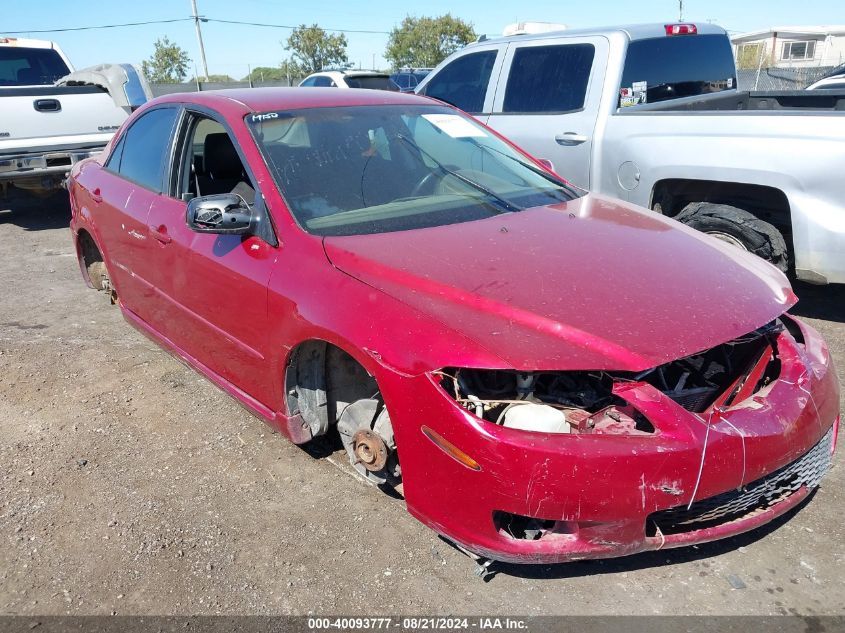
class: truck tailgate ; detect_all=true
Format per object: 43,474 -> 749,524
0,85 -> 126,154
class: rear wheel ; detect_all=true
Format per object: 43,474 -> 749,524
674,203 -> 789,272
79,233 -> 117,303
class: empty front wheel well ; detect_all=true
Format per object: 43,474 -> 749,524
284,340 -> 379,439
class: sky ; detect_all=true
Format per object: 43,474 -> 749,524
3,0 -> 844,79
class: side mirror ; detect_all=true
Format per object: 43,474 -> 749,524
537,158 -> 555,172
186,193 -> 253,235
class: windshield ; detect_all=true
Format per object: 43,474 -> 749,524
619,34 -> 737,107
0,46 -> 70,86
247,104 -> 579,236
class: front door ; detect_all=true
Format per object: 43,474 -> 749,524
145,111 -> 279,408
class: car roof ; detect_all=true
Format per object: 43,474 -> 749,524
467,21 -> 727,46
150,87 -> 432,116
307,70 -> 388,78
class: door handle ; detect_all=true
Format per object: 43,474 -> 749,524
149,225 -> 172,244
555,132 -> 589,146
91,187 -> 103,203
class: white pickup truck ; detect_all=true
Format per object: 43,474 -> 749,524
417,23 -> 845,284
0,37 -> 150,197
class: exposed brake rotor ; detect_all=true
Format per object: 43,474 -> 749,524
337,398 -> 401,486
352,429 -> 389,471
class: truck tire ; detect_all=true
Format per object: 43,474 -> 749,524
674,203 -> 789,273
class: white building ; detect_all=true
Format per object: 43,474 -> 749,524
731,26 -> 845,68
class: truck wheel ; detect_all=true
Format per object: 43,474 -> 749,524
674,203 -> 789,272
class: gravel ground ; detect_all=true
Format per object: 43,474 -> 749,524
0,191 -> 843,616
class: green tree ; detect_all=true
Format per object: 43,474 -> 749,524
244,66 -> 286,82
141,36 -> 191,83
385,15 -> 476,69
285,24 -> 348,74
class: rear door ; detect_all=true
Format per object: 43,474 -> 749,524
88,106 -> 181,315
486,36 -> 608,188
417,44 -> 507,121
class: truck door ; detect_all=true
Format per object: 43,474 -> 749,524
486,36 -> 608,189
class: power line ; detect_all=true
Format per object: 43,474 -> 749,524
205,18 -> 391,35
1,16 -> 392,37
1,18 -> 193,35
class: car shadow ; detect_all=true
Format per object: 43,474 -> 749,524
462,489 -> 816,581
0,187 -> 71,231
791,281 -> 845,324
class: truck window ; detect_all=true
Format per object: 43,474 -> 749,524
113,107 -> 180,192
619,34 -> 737,107
0,47 -> 71,86
421,51 -> 497,114
503,44 -> 595,113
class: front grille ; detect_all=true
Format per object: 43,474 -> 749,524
647,427 -> 833,536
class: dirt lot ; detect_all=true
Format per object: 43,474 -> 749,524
1,191 -> 843,616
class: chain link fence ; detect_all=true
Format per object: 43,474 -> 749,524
149,79 -> 306,97
736,66 -> 836,91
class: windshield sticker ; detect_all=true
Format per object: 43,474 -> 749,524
421,114 -> 487,138
727,77 -> 734,88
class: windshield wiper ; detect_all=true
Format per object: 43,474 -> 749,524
395,134 -> 520,213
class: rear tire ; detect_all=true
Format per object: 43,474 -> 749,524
674,203 -> 789,272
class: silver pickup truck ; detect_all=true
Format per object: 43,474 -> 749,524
416,23 -> 845,284
0,37 -> 150,197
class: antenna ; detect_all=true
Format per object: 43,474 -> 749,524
679,0 -> 684,21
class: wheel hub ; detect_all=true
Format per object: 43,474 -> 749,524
705,231 -> 749,251
352,429 -> 388,471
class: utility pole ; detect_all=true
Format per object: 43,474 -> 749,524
190,0 -> 209,81
679,0 -> 684,21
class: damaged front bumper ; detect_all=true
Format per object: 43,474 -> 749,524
389,315 -> 840,564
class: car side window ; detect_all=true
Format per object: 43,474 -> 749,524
178,115 -> 255,204
114,107 -> 180,192
503,44 -> 595,113
104,133 -> 126,171
313,76 -> 335,87
421,51 -> 497,113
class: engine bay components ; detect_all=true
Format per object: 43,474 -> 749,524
502,402 -> 570,434
436,320 -> 784,436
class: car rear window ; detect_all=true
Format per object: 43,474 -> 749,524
0,46 -> 70,86
345,76 -> 395,90
619,34 -> 737,107
503,44 -> 595,113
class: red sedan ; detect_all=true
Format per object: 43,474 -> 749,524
67,88 -> 840,564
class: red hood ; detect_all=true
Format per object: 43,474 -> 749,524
323,195 -> 796,371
